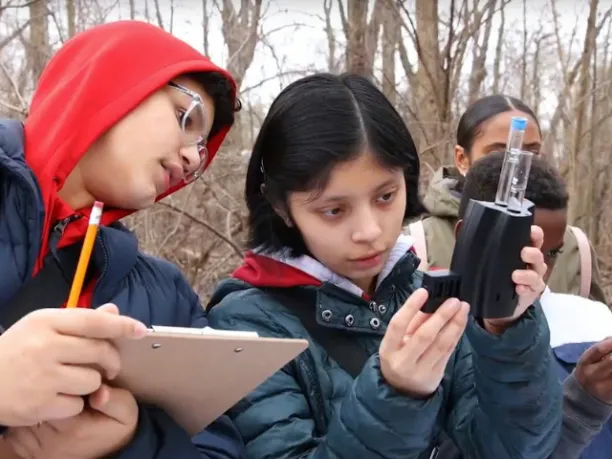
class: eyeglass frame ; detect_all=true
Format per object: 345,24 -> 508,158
168,81 -> 209,182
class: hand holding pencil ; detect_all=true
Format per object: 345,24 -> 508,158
0,200 -> 147,427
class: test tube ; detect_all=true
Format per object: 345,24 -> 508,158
495,117 -> 528,208
507,150 -> 534,211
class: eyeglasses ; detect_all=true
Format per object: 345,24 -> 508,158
168,81 -> 209,183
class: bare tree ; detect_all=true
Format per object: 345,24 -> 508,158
491,0 -> 505,93
541,0 -> 610,157
323,0 -> 340,73
4,0 -> 612,299
66,0 -> 76,37
568,0 -> 598,230
337,0 -> 383,77
519,0 -> 527,99
346,0 -> 368,74
381,1 -> 398,103
153,0 -> 164,29
467,0 -> 497,104
202,0 -> 210,56
28,0 -> 50,83
405,0 -> 450,166
216,0 -> 263,90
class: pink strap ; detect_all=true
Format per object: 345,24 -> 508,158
569,225 -> 591,298
408,221 -> 428,271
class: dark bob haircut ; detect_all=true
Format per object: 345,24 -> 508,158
245,72 -> 426,256
456,94 -> 541,155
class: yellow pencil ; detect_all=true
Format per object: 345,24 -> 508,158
66,201 -> 104,308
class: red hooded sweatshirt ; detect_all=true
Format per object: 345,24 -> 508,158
23,20 -> 236,305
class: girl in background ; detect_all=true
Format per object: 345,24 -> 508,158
406,95 -> 607,304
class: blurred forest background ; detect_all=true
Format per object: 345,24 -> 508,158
1,0 -> 611,301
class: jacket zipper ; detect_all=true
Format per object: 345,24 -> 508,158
52,214 -> 80,236
49,214 -> 82,253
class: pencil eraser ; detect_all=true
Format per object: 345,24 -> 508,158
89,201 -> 104,224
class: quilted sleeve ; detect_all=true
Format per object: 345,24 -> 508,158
445,305 -> 563,458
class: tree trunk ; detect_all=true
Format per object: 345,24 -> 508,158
520,0 -> 528,99
346,0 -> 368,74
381,3 -> 398,103
491,1 -> 505,93
129,0 -> 136,20
340,0 -> 383,77
568,0 -> 598,229
468,0 -> 496,104
414,0 -> 444,164
28,0 -> 50,84
323,0 -> 338,72
153,0 -> 164,29
66,0 -> 76,37
219,0 -> 262,90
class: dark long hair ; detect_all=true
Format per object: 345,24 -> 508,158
456,94 -> 541,155
245,73 -> 425,256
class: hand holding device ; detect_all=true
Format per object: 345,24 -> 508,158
421,117 -> 542,320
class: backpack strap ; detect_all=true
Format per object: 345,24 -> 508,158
263,288 -> 369,377
0,243 -> 90,332
408,221 -> 428,271
568,226 -> 591,298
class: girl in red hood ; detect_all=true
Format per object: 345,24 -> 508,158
206,73 -> 562,458
0,21 -> 244,459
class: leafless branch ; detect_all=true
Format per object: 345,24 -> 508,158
157,201 -> 243,257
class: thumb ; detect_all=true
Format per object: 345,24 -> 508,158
93,304 -> 147,339
89,384 -> 138,425
96,303 -> 120,315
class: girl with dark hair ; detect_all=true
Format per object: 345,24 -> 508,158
454,95 -> 542,175
405,94 -> 606,304
207,75 -> 561,458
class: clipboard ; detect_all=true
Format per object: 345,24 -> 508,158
113,326 -> 308,436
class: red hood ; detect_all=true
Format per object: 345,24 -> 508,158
232,235 -> 417,299
24,20 -> 236,271
233,252 -> 323,288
